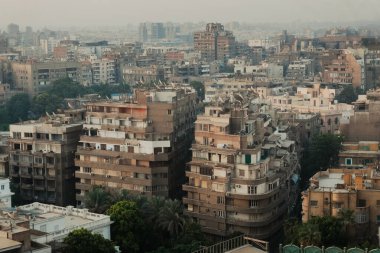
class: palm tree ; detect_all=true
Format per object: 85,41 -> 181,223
142,196 -> 166,226
84,186 -> 111,213
297,223 -> 321,246
158,199 -> 186,238
338,208 -> 355,236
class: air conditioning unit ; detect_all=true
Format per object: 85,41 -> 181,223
90,173 -> 94,176
211,175 -> 216,179
106,175 -> 111,178
120,176 -> 124,180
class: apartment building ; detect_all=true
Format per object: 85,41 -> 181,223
340,89 -> 380,142
322,50 -> 362,87
0,177 -> 13,208
194,23 -> 236,61
204,79 -> 250,103
9,116 -> 82,206
182,99 -> 298,239
11,61 -> 80,95
302,167 -> 380,241
89,55 -> 116,85
75,87 -> 197,203
339,141 -> 380,168
0,131 -> 9,177
122,65 -> 165,85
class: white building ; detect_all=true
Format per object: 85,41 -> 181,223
0,178 -> 13,208
17,202 -> 112,244
89,55 -> 116,85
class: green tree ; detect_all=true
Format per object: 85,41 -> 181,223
302,134 -> 343,183
189,81 -> 205,100
158,199 -> 186,238
6,93 -> 30,123
335,85 -> 358,104
297,222 -> 322,246
84,186 -> 112,214
310,216 -> 344,246
142,196 -> 166,226
338,208 -> 355,235
63,228 -> 115,253
106,200 -> 146,253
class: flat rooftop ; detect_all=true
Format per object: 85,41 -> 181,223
0,237 -> 21,251
318,173 -> 344,188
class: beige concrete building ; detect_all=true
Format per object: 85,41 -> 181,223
340,89 -> 380,142
302,167 -> 380,241
75,87 -> 197,203
9,116 -> 82,206
194,23 -> 236,61
122,65 -> 165,85
266,83 -> 353,134
11,61 -> 80,95
339,141 -> 380,168
0,131 -> 10,177
182,98 -> 299,239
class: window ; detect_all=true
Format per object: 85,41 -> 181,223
268,181 -> 278,191
167,109 -> 172,115
0,185 -> 4,190
239,170 -> 245,177
245,154 -> 251,164
358,199 -> 366,207
24,132 -> 33,138
248,186 -> 257,194
83,167 -> 92,173
377,200 -> 380,206
227,155 -> 234,164
217,210 -> 225,218
345,158 -> 352,165
217,196 -> 225,204
310,200 -> 318,206
249,200 -> 258,207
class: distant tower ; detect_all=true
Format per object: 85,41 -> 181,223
138,23 -> 148,42
150,23 -> 165,41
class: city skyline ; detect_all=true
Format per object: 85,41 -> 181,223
1,0 -> 380,29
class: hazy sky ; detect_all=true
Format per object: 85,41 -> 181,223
1,0 -> 380,28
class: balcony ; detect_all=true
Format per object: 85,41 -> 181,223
47,185 -> 56,191
21,183 -> 32,189
34,174 -> 45,180
20,173 -> 32,179
75,182 -> 91,191
34,185 -> 46,191
46,174 -> 56,180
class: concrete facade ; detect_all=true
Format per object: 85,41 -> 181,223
9,117 -> 82,206
75,87 -> 197,203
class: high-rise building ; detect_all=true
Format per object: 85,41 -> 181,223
151,23 -> 165,41
11,61 -> 80,95
182,98 -> 298,239
194,23 -> 236,61
7,23 -> 19,36
75,87 -> 197,204
139,23 -> 148,42
9,116 -> 82,206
